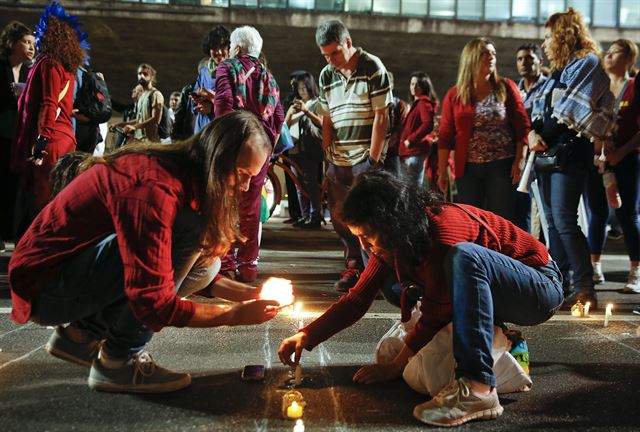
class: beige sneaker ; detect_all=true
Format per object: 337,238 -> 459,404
413,377 -> 503,427
623,267 -> 640,294
88,351 -> 191,393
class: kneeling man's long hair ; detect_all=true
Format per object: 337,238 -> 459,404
71,110 -> 270,260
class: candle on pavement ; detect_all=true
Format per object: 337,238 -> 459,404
293,419 -> 305,432
294,365 -> 302,386
287,401 -> 303,419
604,303 -> 613,327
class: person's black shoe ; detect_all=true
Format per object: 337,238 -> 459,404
301,218 -> 322,230
283,216 -> 302,224
292,217 -> 309,228
563,291 -> 598,311
0,240 -> 5,253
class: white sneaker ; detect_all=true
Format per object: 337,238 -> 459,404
623,267 -> 640,294
413,377 -> 503,427
592,262 -> 605,285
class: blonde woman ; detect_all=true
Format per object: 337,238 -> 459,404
528,8 -> 616,309
584,39 -> 640,292
437,37 -> 529,225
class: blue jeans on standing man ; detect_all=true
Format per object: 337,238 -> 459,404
31,209 -> 217,358
444,242 -> 563,387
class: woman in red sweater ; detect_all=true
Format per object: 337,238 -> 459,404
398,71 -> 438,188
437,38 -> 529,224
12,5 -> 86,235
278,169 -> 563,427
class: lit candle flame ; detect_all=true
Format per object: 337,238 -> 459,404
259,277 -> 294,307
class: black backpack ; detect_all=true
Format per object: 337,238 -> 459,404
74,68 -> 112,124
158,104 -> 173,139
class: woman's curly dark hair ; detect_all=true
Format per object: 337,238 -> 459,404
339,169 -> 443,266
39,17 -> 84,72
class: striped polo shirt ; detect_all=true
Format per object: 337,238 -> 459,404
318,47 -> 393,166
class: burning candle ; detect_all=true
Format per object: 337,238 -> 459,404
571,301 -> 583,317
294,365 -> 302,386
260,277 -> 294,308
287,401 -> 303,419
583,302 -> 591,317
604,303 -> 613,327
293,420 -> 305,432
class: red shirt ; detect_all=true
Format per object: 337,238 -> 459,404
438,79 -> 530,177
301,203 -> 549,353
9,154 -> 198,331
398,96 -> 436,157
615,77 -> 640,152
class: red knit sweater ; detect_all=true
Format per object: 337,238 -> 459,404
301,203 -> 549,353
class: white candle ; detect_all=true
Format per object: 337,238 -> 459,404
293,419 -> 305,432
583,302 -> 590,317
294,365 -> 302,386
604,303 -> 613,327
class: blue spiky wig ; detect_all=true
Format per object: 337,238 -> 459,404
34,2 -> 90,58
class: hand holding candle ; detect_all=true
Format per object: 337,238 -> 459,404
260,277 -> 294,308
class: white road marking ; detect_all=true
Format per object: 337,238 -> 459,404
0,322 -> 33,339
262,321 -> 272,369
0,344 -> 44,371
576,322 -> 640,355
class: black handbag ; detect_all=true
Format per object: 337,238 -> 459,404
534,141 -> 572,172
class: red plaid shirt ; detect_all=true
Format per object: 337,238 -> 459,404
9,154 -> 198,331
301,203 -> 549,353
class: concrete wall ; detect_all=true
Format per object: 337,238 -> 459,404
2,1 -> 639,107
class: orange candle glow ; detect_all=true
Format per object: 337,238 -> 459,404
259,277 -> 294,307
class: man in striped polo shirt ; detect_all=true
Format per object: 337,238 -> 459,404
315,20 -> 394,292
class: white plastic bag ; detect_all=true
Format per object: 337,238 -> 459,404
376,318 -> 532,396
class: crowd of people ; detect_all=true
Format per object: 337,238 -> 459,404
1,2 -> 639,427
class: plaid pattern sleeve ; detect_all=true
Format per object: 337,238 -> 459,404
554,54 -> 615,142
110,183 -> 196,331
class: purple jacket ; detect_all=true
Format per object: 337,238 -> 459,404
214,55 -> 284,145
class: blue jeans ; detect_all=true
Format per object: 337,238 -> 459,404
31,209 -> 218,357
400,154 -> 427,188
444,243 -> 563,387
290,152 -> 323,221
584,152 -> 640,261
538,169 -> 594,294
456,158 -> 517,224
